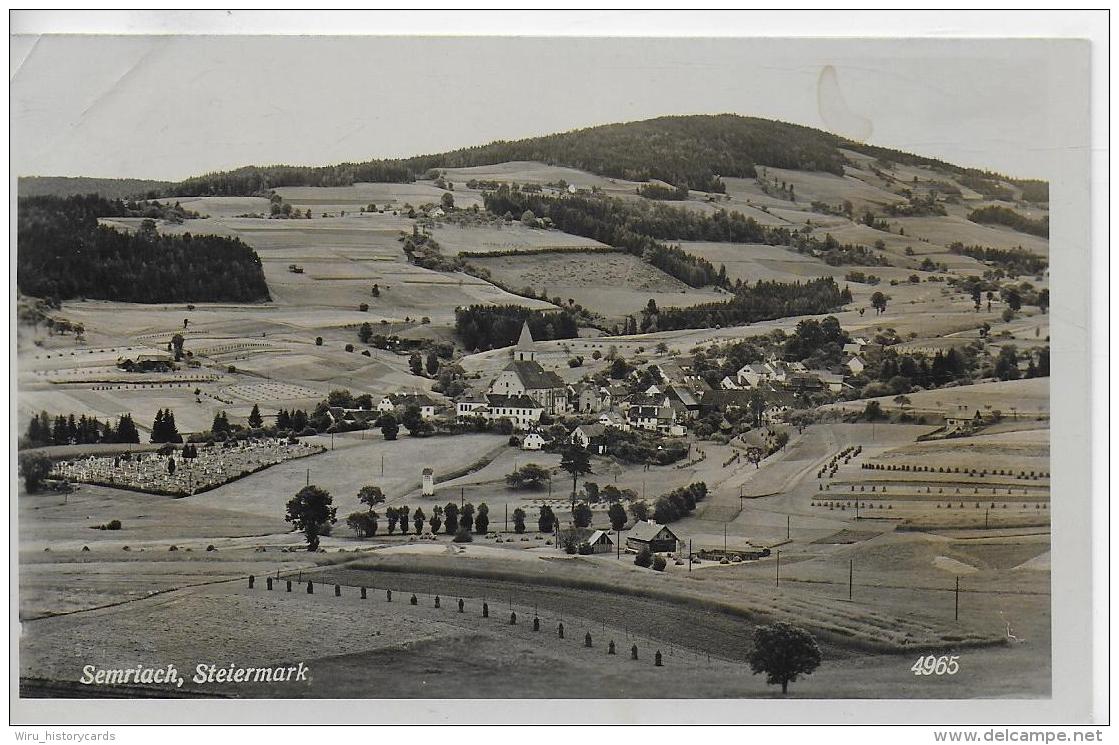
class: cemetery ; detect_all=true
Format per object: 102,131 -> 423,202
50,437 -> 325,497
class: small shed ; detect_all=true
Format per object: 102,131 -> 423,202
421,467 -> 435,496
625,521 -> 680,554
585,530 -> 614,554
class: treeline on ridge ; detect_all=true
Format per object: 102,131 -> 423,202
482,186 -> 753,288
966,205 -> 1049,239
159,115 -> 860,197
17,195 -> 272,303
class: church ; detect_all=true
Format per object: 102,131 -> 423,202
486,322 -> 569,415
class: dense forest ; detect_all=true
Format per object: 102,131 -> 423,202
639,277 -> 851,332
454,305 -> 579,351
967,205 -> 1049,238
482,187 -> 748,287
18,176 -> 174,200
947,242 -> 1048,276
17,195 -> 272,303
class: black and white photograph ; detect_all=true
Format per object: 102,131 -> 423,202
8,9 -> 1107,734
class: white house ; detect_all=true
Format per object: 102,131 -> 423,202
844,355 -> 866,376
569,423 -> 608,454
720,376 -> 741,390
521,432 -> 549,451
736,361 -> 787,388
484,394 -> 544,430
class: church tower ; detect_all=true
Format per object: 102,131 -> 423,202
514,322 -> 536,362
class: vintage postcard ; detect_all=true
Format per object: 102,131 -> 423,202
9,12 -> 1103,729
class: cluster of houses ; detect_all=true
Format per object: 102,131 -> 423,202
327,322 -> 869,449
719,338 -> 869,395
455,323 -> 699,441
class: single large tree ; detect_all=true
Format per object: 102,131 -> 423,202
443,503 -> 460,534
357,485 -> 385,509
285,485 -> 337,550
560,446 -> 593,510
248,404 -> 263,428
512,507 -> 527,534
870,291 -> 888,315
572,501 -> 593,528
19,452 -> 53,493
377,412 -> 399,440
748,623 -> 822,695
538,505 -> 557,534
608,501 -> 628,532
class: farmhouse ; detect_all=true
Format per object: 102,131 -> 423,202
569,383 -> 611,414
379,393 -> 439,420
521,432 -> 549,451
486,323 -> 568,414
844,355 -> 866,376
624,394 -> 686,436
626,521 -> 680,553
736,360 -> 787,388
569,423 -> 608,454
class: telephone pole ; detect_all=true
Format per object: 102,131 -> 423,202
848,559 -> 853,600
955,576 -> 960,621
776,550 -> 780,588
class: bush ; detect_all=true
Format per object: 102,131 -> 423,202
634,545 -> 653,568
95,519 -> 122,531
452,527 -> 474,543
652,554 -> 667,571
577,541 -> 594,555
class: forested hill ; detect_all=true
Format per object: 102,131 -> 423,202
17,195 -> 271,304
18,176 -> 174,200
164,114 -> 1044,198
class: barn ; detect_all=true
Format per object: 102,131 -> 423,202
585,530 -> 614,554
625,521 -> 680,553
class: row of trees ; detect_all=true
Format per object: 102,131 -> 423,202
483,187 -> 726,287
947,243 -> 1048,277
18,195 -> 272,303
645,277 -> 852,332
23,411 -> 141,448
967,205 -> 1049,238
150,409 -> 182,444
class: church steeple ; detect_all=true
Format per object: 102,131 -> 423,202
514,322 -> 535,362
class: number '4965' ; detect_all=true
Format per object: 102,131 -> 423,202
911,655 -> 960,675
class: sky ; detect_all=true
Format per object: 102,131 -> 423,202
9,35 -> 1085,182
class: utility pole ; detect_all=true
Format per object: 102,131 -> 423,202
985,509 -> 989,529
381,454 -> 384,476
688,539 -> 692,572
617,529 -> 621,560
460,487 -> 464,508
776,550 -> 780,588
305,468 -> 310,486
786,514 -> 790,540
955,576 -> 960,621
505,504 -> 508,532
848,559 -> 853,600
